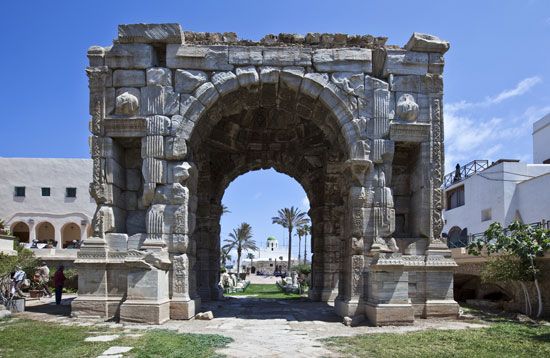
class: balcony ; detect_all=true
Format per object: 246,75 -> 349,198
444,160 -> 489,188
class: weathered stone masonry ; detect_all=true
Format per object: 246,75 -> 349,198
73,23 -> 459,325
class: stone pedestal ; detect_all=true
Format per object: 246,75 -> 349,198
120,267 -> 171,324
170,298 -> 200,320
364,254 -> 414,326
334,298 -> 362,317
422,248 -> 459,318
72,237 -> 127,319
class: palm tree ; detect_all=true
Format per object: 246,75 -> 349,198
222,223 -> 258,276
220,246 -> 232,267
222,204 -> 230,215
296,225 -> 309,264
246,252 -> 255,271
272,207 -> 310,272
300,224 -> 311,264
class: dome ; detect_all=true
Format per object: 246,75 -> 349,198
267,237 -> 277,241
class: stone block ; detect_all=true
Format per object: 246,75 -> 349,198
194,82 -> 219,109
126,169 -> 142,191
390,74 -> 443,94
87,45 -> 105,67
141,135 -> 165,158
229,46 -> 263,65
383,50 -> 429,76
405,32 -> 450,54
105,43 -> 156,69
263,47 -> 312,66
167,44 -> 233,70
179,95 -> 205,122
118,23 -> 184,44
313,48 -> 372,73
259,66 -> 280,84
236,66 -> 259,87
140,85 -> 179,116
105,233 -> 128,252
146,67 -> 172,86
364,303 -> 414,326
142,158 -> 166,183
211,71 -> 239,94
115,91 -> 139,116
174,69 -> 208,93
127,233 -> 146,250
146,115 -> 171,135
113,70 -> 145,87
429,53 -> 445,74
154,183 -> 188,205
164,136 -> 187,160
170,299 -> 197,320
126,212 -> 146,236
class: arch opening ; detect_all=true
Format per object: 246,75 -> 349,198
10,221 -> 30,243
61,222 -> 81,248
35,221 -> 55,243
189,84 -> 348,303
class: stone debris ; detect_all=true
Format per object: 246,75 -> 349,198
195,311 -> 214,320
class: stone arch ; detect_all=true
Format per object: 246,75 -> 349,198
35,221 -> 55,243
10,221 -> 30,243
178,68 -> 359,159
61,222 -> 81,248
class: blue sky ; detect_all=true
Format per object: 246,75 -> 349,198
1,0 -> 549,257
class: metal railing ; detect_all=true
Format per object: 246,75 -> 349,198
443,160 -> 490,188
448,219 -> 549,248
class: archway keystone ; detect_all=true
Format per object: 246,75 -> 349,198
74,24 -> 458,326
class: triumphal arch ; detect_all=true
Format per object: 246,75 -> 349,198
73,23 -> 458,325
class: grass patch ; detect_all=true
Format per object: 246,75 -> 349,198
226,284 -> 302,299
0,318 -> 231,358
324,318 -> 550,358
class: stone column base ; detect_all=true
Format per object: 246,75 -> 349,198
422,299 -> 460,318
170,298 -> 201,320
334,298 -> 362,317
71,296 -> 123,319
365,303 -> 414,326
120,299 -> 170,324
310,288 -> 338,302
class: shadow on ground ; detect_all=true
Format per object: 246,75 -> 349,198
202,296 -> 341,322
25,297 -> 74,317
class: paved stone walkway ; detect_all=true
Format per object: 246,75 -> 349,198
20,295 -> 487,357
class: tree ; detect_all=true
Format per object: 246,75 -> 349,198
221,204 -> 230,215
220,246 -> 232,267
246,252 -> 255,270
299,224 -> 311,264
272,207 -> 310,272
222,223 -> 258,276
467,221 -> 550,318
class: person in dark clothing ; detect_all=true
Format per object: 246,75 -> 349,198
53,265 -> 66,305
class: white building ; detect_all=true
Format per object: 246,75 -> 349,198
0,158 -> 95,249
443,114 -> 550,247
533,113 -> 550,164
240,237 -> 299,273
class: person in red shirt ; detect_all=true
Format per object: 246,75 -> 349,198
53,265 -> 66,305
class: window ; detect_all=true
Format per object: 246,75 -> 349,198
66,187 -> 77,198
14,186 -> 25,197
41,187 -> 51,196
481,208 -> 492,222
446,185 -> 465,210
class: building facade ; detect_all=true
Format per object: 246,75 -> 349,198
240,237 -> 300,273
443,114 -> 550,247
0,158 -> 95,248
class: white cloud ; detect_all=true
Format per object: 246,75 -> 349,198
485,76 -> 542,105
301,195 -> 310,208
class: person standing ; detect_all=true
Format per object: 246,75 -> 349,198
37,262 -> 51,298
12,267 -> 27,297
53,265 -> 66,305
